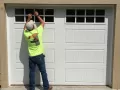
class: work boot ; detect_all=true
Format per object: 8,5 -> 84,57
48,86 -> 53,90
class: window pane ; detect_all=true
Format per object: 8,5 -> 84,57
86,10 -> 94,15
15,9 -> 24,15
45,16 -> 54,22
45,9 -> 54,15
66,9 -> 75,15
96,17 -> 105,23
35,9 -> 44,15
86,17 -> 94,22
76,17 -> 85,22
77,9 -> 85,15
26,16 -> 34,21
35,16 -> 44,22
96,10 -> 105,15
15,16 -> 24,22
66,17 -> 75,22
25,9 -> 34,15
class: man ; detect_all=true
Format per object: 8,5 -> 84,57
24,11 -> 52,90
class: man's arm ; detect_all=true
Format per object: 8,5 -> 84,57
34,11 -> 45,27
24,14 -> 32,30
37,16 -> 45,27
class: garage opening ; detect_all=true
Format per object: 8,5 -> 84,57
6,6 -> 114,86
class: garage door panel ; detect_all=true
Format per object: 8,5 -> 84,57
43,28 -> 55,43
16,63 -> 28,69
65,63 -> 106,68
35,68 -> 55,83
14,28 -> 55,43
15,68 -> 55,83
65,24 -> 106,30
65,30 -> 74,43
15,29 -> 55,43
66,30 -> 106,44
15,69 -> 29,82
65,45 -> 106,49
65,49 -> 105,63
15,29 -> 23,43
16,48 -> 55,63
14,23 -> 55,29
94,25 -> 107,30
14,23 -> 25,29
15,43 -> 56,49
45,69 -> 55,82
74,30 -> 105,43
44,49 -> 55,63
15,61 -> 56,69
36,69 -> 55,83
65,69 -> 105,83
36,23 -> 56,28
16,48 -> 28,63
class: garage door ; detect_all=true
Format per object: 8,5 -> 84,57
7,6 -> 114,85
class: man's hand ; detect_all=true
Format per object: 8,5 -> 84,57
34,11 -> 45,27
34,11 -> 39,16
28,14 -> 32,19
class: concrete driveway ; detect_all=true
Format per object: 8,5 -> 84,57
0,86 -> 117,90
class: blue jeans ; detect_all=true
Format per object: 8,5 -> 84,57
29,54 -> 49,90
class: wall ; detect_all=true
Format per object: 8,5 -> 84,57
0,2 -> 8,88
3,0 -> 120,4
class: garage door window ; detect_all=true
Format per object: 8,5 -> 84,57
66,9 -> 105,23
66,9 -> 75,22
15,9 -> 54,23
96,10 -> 105,22
15,9 -> 24,15
15,9 -> 24,22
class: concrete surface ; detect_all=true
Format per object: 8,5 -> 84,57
0,86 -> 117,90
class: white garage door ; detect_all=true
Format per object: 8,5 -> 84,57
7,6 -> 114,85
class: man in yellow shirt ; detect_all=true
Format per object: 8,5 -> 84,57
24,11 -> 52,90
